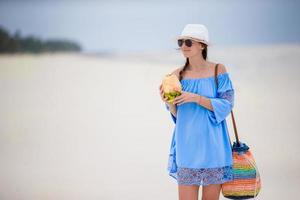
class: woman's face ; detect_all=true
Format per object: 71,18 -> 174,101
178,38 -> 204,58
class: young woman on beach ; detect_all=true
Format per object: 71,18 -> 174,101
159,24 -> 235,200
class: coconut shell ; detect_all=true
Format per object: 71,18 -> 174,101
162,74 -> 182,103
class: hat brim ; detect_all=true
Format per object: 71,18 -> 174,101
172,35 -> 211,46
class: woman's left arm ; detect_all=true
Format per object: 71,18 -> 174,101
172,92 -> 213,111
196,95 -> 213,111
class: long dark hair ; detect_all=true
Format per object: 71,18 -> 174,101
178,42 -> 208,81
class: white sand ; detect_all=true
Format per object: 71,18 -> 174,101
0,44 -> 300,199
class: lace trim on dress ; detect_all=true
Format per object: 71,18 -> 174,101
218,89 -> 234,106
177,165 -> 234,186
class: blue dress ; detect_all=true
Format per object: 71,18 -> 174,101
165,72 -> 234,186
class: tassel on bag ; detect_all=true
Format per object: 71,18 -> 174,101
214,64 -> 262,199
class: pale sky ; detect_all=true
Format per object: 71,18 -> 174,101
0,0 -> 299,53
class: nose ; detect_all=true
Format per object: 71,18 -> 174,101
182,42 -> 192,49
182,44 -> 190,50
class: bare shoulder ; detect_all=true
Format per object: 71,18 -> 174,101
215,63 -> 228,75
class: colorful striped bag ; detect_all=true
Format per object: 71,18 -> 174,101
214,64 -> 262,199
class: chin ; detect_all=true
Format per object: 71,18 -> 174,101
182,52 -> 191,57
182,51 -> 190,55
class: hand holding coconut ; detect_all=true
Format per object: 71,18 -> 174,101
160,73 -> 202,106
161,74 -> 182,104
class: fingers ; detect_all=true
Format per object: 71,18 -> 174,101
162,96 -> 169,103
159,84 -> 168,103
174,99 -> 184,105
173,95 -> 184,105
163,96 -> 168,102
162,92 -> 168,102
159,84 -> 164,97
159,85 -> 163,94
160,88 -> 164,98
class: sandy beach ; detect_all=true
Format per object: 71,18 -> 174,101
1,44 -> 300,199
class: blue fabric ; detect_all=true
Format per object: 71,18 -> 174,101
166,72 -> 234,184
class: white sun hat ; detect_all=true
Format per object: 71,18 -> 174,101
173,24 -> 211,46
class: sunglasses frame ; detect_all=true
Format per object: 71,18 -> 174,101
177,39 -> 194,47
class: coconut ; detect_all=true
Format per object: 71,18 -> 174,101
162,73 -> 182,103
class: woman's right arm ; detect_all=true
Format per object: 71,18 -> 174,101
166,103 -> 177,118
159,84 -> 177,121
160,68 -> 181,122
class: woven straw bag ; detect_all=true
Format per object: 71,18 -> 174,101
214,64 -> 262,199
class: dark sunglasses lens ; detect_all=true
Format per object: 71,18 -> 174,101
185,39 -> 192,47
178,39 -> 183,47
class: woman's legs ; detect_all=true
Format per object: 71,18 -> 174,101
177,183 -> 222,200
201,183 -> 222,200
178,184 -> 200,200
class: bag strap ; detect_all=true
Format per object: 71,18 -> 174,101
214,63 -> 241,146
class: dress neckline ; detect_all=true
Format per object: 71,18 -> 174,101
180,72 -> 228,82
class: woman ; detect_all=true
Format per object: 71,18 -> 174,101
159,24 -> 234,200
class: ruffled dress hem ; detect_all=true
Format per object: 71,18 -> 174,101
168,164 -> 234,186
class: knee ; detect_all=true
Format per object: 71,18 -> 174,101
201,194 -> 220,200
201,197 -> 219,200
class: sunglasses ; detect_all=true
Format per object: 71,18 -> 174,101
177,39 -> 194,47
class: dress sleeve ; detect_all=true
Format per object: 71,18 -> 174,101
207,73 -> 235,125
165,103 -> 177,124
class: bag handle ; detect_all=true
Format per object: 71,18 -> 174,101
214,63 -> 241,146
